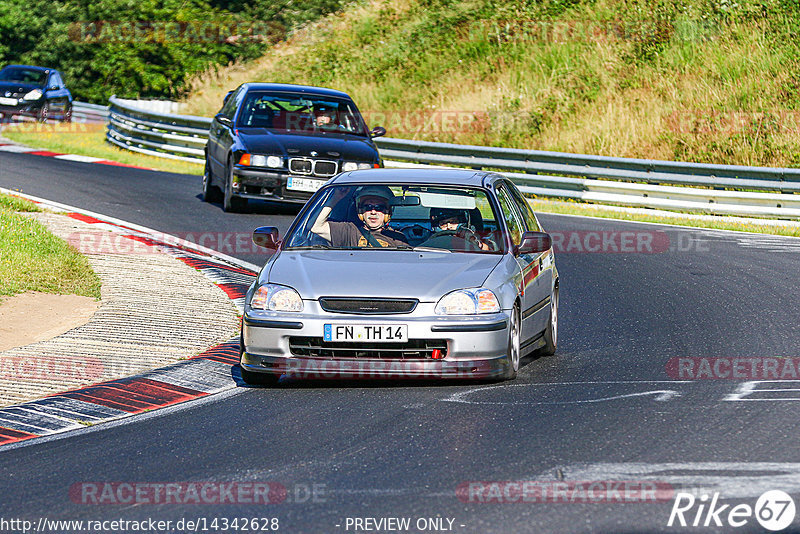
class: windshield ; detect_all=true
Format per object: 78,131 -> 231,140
0,67 -> 47,85
236,91 -> 368,136
285,184 -> 505,253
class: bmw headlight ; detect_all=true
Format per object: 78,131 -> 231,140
342,162 -> 374,172
23,89 -> 43,101
250,284 -> 303,312
249,155 -> 282,168
435,288 -> 501,315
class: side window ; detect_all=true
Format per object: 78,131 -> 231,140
495,184 -> 525,246
220,88 -> 242,118
49,73 -> 62,89
506,181 -> 541,232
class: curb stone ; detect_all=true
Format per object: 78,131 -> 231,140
0,195 -> 257,447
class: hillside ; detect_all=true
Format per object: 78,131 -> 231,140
183,0 -> 800,167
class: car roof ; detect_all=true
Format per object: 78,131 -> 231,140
241,83 -> 352,100
330,168 -> 501,188
2,65 -> 54,72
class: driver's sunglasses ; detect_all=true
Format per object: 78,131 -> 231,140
438,217 -> 461,227
360,203 -> 388,213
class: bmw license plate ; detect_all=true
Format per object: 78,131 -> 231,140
0,97 -> 18,106
324,324 -> 408,343
287,176 -> 326,193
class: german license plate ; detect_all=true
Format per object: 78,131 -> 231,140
324,324 -> 408,343
0,97 -> 18,106
287,176 -> 326,193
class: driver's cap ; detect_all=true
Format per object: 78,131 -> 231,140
355,185 -> 394,205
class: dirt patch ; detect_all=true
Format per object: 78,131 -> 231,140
0,292 -> 99,352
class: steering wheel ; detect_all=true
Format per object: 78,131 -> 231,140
418,228 -> 483,251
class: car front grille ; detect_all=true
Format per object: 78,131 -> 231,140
289,337 -> 448,360
288,158 -> 337,177
314,160 -> 337,176
319,298 -> 418,315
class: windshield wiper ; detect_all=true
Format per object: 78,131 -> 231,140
287,244 -> 331,250
413,246 -> 451,253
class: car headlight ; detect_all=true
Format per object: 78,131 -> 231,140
23,89 -> 43,101
250,284 -> 303,312
267,155 -> 282,168
435,288 -> 501,315
342,162 -> 374,172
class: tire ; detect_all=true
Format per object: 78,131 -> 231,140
535,287 -> 558,356
201,158 -> 222,203
37,102 -> 49,123
63,103 -> 72,123
223,158 -> 247,213
505,305 -> 521,380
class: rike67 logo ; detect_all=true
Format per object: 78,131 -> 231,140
668,490 -> 796,531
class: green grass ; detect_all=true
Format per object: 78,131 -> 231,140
529,197 -> 800,238
183,0 -> 800,169
0,193 -> 40,213
1,125 -> 203,176
0,193 -> 101,298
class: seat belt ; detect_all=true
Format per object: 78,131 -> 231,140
358,225 -> 384,247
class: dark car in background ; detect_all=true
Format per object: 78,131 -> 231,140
0,65 -> 72,122
204,83 -> 385,212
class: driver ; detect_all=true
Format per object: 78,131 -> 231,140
310,185 -> 409,248
313,105 -> 338,128
429,208 -> 491,251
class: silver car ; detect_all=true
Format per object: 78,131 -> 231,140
240,168 -> 558,384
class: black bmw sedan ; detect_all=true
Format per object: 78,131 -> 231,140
204,83 -> 385,212
0,65 -> 72,122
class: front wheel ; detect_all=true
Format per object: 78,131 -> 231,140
535,287 -> 558,356
505,305 -> 521,380
37,102 -> 49,122
223,159 -> 247,213
202,159 -> 222,203
63,103 -> 72,123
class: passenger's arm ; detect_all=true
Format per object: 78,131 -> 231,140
310,187 -> 350,242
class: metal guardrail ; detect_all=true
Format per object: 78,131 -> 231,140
104,97 -> 800,218
72,101 -> 109,123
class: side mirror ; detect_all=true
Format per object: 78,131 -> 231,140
253,226 -> 279,249
223,90 -> 234,105
370,126 -> 386,138
516,231 -> 552,255
215,113 -> 232,127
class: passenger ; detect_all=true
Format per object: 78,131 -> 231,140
428,207 -> 492,251
310,185 -> 409,248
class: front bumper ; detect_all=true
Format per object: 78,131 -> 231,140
232,167 -> 327,204
0,102 -> 42,119
241,306 -> 512,381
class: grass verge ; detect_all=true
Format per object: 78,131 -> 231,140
0,124 -> 203,176
0,193 -> 102,298
529,198 -> 800,238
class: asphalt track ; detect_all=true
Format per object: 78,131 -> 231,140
3,151 -> 800,533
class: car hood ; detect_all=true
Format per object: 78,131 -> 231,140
237,129 -> 377,161
267,250 -> 503,301
0,82 -> 40,95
